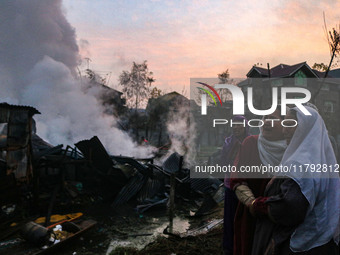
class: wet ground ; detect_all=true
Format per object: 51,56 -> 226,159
0,198 -> 224,255
87,201 -> 223,255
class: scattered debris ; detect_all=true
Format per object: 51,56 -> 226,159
164,218 -> 224,238
0,103 -> 224,255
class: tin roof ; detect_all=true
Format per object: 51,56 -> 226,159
0,102 -> 40,115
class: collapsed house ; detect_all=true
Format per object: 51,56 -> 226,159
0,103 -> 223,219
0,103 -> 41,207
75,136 -> 224,215
0,102 -> 225,254
0,103 -> 40,181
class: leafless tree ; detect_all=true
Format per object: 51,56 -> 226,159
119,61 -> 154,111
312,13 -> 340,102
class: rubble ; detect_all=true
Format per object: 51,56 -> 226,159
0,103 -> 224,255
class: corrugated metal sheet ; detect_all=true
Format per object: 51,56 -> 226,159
75,136 -> 114,175
0,103 -> 40,115
7,109 -> 30,148
0,103 -> 38,180
112,173 -> 148,207
111,156 -> 152,177
136,198 -> 168,213
190,178 -> 222,195
162,152 -> 182,174
7,149 -> 27,178
136,170 -> 166,203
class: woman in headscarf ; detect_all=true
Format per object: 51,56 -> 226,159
250,106 -> 340,255
230,107 -> 287,255
221,115 -> 250,255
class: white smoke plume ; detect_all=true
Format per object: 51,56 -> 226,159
164,106 -> 197,167
0,0 -> 154,157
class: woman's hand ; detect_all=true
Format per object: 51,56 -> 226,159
248,197 -> 269,217
235,184 -> 255,206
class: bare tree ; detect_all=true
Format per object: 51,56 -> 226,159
218,68 -> 230,83
312,62 -> 329,72
312,14 -> 340,102
150,86 -> 163,98
119,61 -> 154,111
195,68 -> 233,105
217,68 -> 233,102
85,69 -> 106,84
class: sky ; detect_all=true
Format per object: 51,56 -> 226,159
63,0 -> 340,94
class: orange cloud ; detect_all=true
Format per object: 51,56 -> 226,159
65,0 -> 340,94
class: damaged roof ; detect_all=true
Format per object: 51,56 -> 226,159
0,102 -> 40,115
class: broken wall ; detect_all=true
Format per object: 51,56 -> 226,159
0,103 -> 40,181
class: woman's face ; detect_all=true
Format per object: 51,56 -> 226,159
262,109 -> 285,141
283,111 -> 298,145
232,124 -> 245,139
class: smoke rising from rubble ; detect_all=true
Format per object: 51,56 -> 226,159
0,0 -> 154,157
164,107 -> 197,167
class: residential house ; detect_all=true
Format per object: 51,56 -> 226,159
146,92 -> 190,147
239,62 -> 340,142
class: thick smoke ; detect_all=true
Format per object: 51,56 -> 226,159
0,0 -> 154,157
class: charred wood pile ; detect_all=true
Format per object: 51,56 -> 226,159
0,103 -> 224,253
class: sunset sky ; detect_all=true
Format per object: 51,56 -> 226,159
63,0 -> 340,94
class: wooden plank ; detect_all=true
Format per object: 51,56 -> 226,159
34,220 -> 97,255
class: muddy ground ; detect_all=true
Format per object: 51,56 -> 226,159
1,198 -> 224,255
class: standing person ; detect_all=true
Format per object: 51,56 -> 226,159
221,115 -> 250,255
140,136 -> 149,145
250,106 -> 340,255
303,102 -> 339,162
230,107 -> 287,255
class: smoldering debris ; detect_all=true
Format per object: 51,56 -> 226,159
74,135 -> 223,215
0,102 -> 224,255
0,0 -> 154,159
0,1 -> 224,253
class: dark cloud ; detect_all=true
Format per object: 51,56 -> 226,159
0,0 -> 80,96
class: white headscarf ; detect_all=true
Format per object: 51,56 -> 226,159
257,114 -> 287,167
258,134 -> 287,167
280,106 -> 340,252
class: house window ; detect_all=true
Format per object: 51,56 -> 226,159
324,101 -> 334,113
294,71 -> 307,87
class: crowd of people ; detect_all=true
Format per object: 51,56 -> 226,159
221,106 -> 340,255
